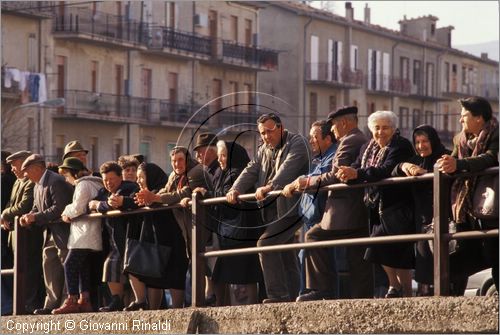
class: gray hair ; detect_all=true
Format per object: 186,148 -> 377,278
216,140 -> 227,153
367,111 -> 398,133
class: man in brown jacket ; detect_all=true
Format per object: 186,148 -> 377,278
294,106 -> 373,301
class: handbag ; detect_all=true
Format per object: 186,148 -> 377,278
472,174 -> 499,219
123,221 -> 171,278
378,201 -> 414,236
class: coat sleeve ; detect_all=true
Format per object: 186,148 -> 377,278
62,182 -> 95,219
270,135 -> 309,189
231,149 -> 262,193
356,140 -> 414,182
1,180 -> 34,222
34,178 -> 73,225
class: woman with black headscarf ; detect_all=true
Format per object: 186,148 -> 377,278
392,124 -> 450,293
193,141 -> 262,306
125,162 -> 188,310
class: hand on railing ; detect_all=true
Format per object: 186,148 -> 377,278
282,177 -> 307,198
134,188 -> 161,207
19,213 -> 35,227
180,197 -> 191,208
226,189 -> 240,204
436,154 -> 457,174
401,163 -> 427,176
336,166 -> 357,182
62,215 -> 72,223
1,218 -> 13,231
255,185 -> 272,201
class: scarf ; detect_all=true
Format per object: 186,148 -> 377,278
361,138 -> 390,209
451,117 -> 499,224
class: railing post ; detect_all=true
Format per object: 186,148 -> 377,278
13,218 -> 27,315
191,192 -> 206,307
433,165 -> 450,296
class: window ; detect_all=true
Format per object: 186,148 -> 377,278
425,110 -> 433,125
56,56 -> 66,99
115,65 -> 123,95
113,139 -> 123,160
243,83 -> 253,107
413,60 -> 421,87
139,142 -> 150,163
368,49 -> 380,90
309,92 -> 317,122
244,19 -> 252,46
55,135 -> 65,163
399,107 -> 409,129
329,95 -> 336,113
231,15 -> 238,42
91,61 -> 98,93
426,62 -> 434,96
400,57 -> 409,80
27,33 -> 37,72
431,23 -> 435,35
444,62 -> 450,92
413,109 -> 422,128
90,137 -> 98,171
168,72 -> 178,105
168,2 -> 176,28
310,35 -> 319,80
229,81 -> 238,110
350,45 -> 358,71
443,105 -> 449,131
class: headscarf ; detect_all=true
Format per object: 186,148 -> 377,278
451,117 -> 499,224
224,141 -> 250,172
139,162 -> 168,192
412,124 -> 448,171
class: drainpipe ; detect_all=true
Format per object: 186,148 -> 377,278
38,17 -> 43,154
436,49 -> 447,130
126,2 -> 132,154
302,16 -> 312,136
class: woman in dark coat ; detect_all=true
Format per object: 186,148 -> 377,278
337,110 -> 415,297
126,162 -> 188,310
392,124 -> 450,293
202,141 -> 262,306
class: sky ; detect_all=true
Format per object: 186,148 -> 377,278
311,1 -> 499,46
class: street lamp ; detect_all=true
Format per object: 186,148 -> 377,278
4,98 -> 66,153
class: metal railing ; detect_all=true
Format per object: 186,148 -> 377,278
222,40 -> 279,70
366,74 -> 411,95
306,63 -> 364,87
1,1 -> 55,17
2,166 -> 498,314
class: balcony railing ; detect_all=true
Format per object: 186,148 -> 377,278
53,7 -> 146,45
366,74 -> 411,95
481,83 -> 499,100
306,63 -> 363,87
159,102 -> 260,127
222,41 -> 279,70
53,90 -> 153,121
1,1 -> 55,17
147,26 -> 212,55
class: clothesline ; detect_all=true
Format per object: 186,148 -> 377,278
3,67 -> 47,103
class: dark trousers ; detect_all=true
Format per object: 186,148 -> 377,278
64,249 -> 93,296
305,224 -> 373,298
257,216 -> 302,300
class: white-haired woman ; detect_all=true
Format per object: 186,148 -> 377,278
336,111 -> 415,297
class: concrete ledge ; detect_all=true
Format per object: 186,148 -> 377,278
1,296 -> 497,334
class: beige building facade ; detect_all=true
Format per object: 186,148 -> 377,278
2,1 -> 278,170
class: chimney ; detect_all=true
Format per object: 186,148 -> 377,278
481,53 -> 489,60
364,3 -> 370,24
345,2 -> 353,21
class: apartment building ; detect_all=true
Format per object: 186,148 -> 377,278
1,1 -> 279,169
258,2 -> 499,145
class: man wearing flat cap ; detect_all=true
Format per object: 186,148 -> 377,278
193,132 -> 220,177
292,106 -> 374,301
1,151 -> 45,314
19,154 -> 74,315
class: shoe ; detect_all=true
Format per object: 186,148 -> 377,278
385,286 -> 402,298
52,297 -> 80,314
78,298 -> 93,313
33,308 -> 52,315
296,290 -> 335,302
123,301 -> 148,311
262,296 -> 292,304
205,294 -> 216,306
99,295 -> 123,312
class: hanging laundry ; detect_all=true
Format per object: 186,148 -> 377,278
38,73 -> 47,103
28,74 -> 40,102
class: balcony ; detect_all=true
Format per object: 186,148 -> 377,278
443,83 -> 499,102
52,90 -> 153,123
53,7 -> 149,48
146,26 -> 212,59
306,63 -> 363,88
1,1 -> 55,18
159,102 -> 260,128
221,40 -> 279,71
366,74 -> 411,96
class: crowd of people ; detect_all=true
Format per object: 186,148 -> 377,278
0,96 -> 498,315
